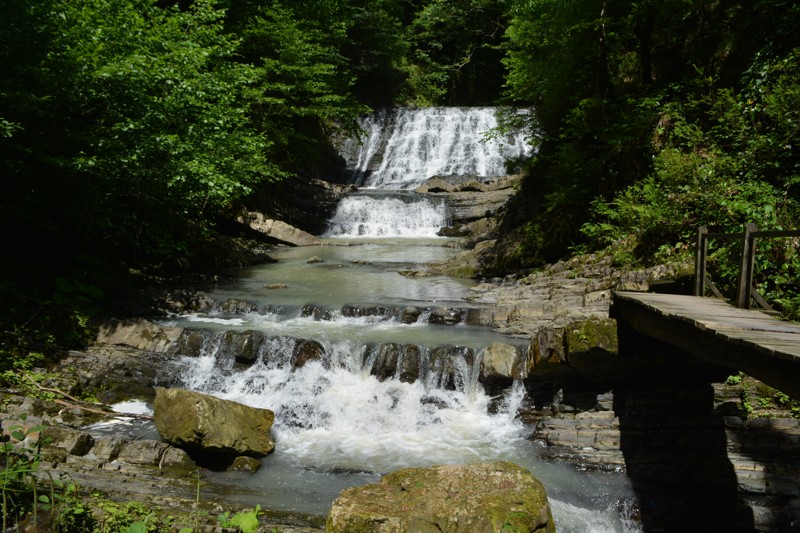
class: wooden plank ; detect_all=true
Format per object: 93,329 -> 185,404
611,291 -> 800,374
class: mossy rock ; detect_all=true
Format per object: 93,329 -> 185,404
327,461 -> 556,532
564,317 -> 618,357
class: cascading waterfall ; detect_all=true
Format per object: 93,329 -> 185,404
176,337 -> 518,474
338,107 -> 534,189
324,192 -> 448,238
128,106 -> 640,531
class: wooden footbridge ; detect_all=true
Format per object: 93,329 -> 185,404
610,225 -> 800,397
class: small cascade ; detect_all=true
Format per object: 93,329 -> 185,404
324,192 -> 448,238
338,107 -> 534,189
174,331 -> 521,473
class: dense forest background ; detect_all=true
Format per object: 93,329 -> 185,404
1,0 -> 799,363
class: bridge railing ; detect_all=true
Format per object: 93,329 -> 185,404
694,224 -> 800,310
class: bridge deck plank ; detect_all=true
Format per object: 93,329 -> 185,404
612,292 -> 800,361
611,291 -> 800,397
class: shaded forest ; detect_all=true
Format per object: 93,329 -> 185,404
1,0 -> 799,363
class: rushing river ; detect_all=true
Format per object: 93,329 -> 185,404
126,108 -> 641,531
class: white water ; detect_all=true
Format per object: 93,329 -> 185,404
176,350 -> 636,530
324,193 -> 447,238
142,107 -> 639,530
339,107 -> 534,189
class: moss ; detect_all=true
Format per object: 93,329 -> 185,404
565,317 -> 619,357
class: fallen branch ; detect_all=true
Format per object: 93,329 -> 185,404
24,372 -> 153,420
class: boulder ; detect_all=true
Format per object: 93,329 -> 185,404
41,426 -> 94,458
428,346 -> 475,390
480,343 -> 525,390
153,388 -> 275,458
292,339 -> 326,368
96,319 -> 182,352
564,317 -> 618,357
229,456 -> 262,473
428,307 -> 462,325
238,212 -> 320,247
400,306 -> 421,324
327,462 -> 556,533
398,345 -> 422,384
218,330 -> 266,365
370,343 -> 401,381
219,299 -> 260,314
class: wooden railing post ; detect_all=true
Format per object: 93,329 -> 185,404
694,226 -> 708,296
736,223 -> 758,308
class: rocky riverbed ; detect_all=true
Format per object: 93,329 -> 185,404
4,248 -> 799,531
3,171 -> 800,531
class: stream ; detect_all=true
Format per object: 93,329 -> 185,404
129,108 -> 640,531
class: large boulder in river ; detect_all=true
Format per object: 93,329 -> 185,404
327,461 -> 556,533
153,388 -> 275,458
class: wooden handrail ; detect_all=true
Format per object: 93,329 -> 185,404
694,224 -> 800,309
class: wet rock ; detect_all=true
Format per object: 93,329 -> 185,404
218,330 -> 266,365
401,306 -> 422,324
415,178 -> 456,193
219,299 -> 260,314
292,339 -> 326,368
398,345 -> 422,383
153,388 -> 275,459
229,456 -> 262,473
173,328 -> 212,357
480,343 -> 525,394
301,304 -> 332,321
428,346 -> 475,390
327,462 -> 555,533
371,343 -> 401,381
341,304 -> 394,319
306,255 -> 323,264
428,307 -> 462,325
265,283 -> 288,290
96,318 -> 183,353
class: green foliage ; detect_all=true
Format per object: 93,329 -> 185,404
97,501 -> 159,532
218,504 -> 262,533
1,415 -> 44,531
405,0 -> 508,105
499,0 -> 800,315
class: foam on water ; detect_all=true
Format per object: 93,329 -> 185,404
324,194 -> 448,238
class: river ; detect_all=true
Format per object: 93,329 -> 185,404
148,108 -> 641,531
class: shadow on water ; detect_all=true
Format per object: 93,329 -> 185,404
614,326 -> 756,532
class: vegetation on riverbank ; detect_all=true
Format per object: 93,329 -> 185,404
497,0 -> 800,319
3,2 -> 798,530
3,1 -> 799,362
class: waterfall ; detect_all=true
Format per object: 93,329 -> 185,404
324,192 -> 448,238
175,336 -> 524,473
338,107 -> 534,189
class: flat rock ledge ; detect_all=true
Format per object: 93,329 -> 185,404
327,462 -> 556,533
